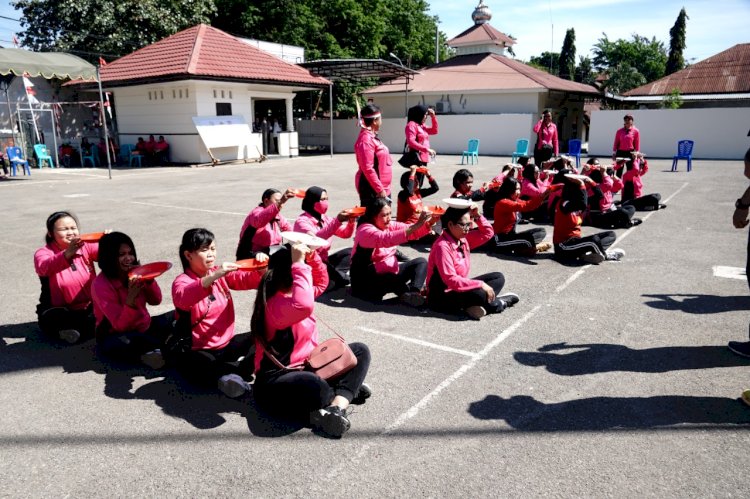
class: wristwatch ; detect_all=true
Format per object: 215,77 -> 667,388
736,198 -> 750,210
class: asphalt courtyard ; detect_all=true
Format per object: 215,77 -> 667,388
1,152 -> 749,497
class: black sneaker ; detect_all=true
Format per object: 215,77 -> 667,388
310,406 -> 351,438
497,292 -> 520,308
728,341 -> 750,358
351,383 -> 372,405
628,218 -> 643,227
395,249 -> 409,262
658,204 -> 667,210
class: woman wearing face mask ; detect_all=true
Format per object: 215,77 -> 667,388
354,104 -> 392,206
294,186 -> 355,292
404,104 -> 438,166
33,211 -> 99,344
236,188 -> 296,260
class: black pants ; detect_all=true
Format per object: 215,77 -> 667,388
37,305 -> 95,342
175,332 -> 255,387
96,312 -> 173,364
519,196 -> 548,223
428,272 -> 506,315
614,150 -> 634,177
253,342 -> 371,419
324,248 -> 352,292
555,231 -> 616,261
353,258 -> 427,302
492,228 -> 546,254
588,205 -> 635,229
357,176 -> 380,207
534,145 -> 553,166
623,193 -> 661,211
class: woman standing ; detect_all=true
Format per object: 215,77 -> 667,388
533,110 -> 558,167
612,114 -> 640,161
354,104 -> 392,206
404,105 -> 438,166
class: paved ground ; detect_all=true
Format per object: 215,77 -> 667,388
1,153 -> 749,497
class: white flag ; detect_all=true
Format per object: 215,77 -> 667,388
22,75 -> 38,104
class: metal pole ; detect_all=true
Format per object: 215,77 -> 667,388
96,66 -> 112,179
435,24 -> 439,64
328,83 -> 333,158
2,82 -> 16,146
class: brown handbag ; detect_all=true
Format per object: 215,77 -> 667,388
261,331 -> 357,381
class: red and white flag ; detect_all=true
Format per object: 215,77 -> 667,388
104,92 -> 112,119
98,56 -> 107,67
22,73 -> 38,104
12,35 -> 19,48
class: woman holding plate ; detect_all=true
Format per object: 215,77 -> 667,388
236,188 -> 296,260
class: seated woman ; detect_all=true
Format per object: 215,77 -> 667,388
237,188 -> 295,260
34,211 -> 98,344
153,136 -> 170,164
350,198 -> 432,306
396,166 -> 440,243
450,169 -> 486,201
519,163 -> 551,222
491,178 -> 552,256
553,174 -> 625,264
621,158 -> 666,211
294,186 -> 355,291
251,244 -> 371,438
91,232 -> 171,368
172,228 -> 267,398
427,203 -> 519,320
482,163 -> 520,219
586,167 -> 640,229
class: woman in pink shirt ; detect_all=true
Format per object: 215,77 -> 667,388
251,244 -> 371,438
172,228 -> 267,398
294,186 -> 355,292
520,163 -> 551,223
621,158 -> 666,211
612,114 -> 641,163
350,198 -> 432,306
92,232 -> 170,368
354,104 -> 392,206
586,165 -> 640,228
33,211 -> 98,344
427,204 -> 519,320
236,188 -> 295,260
404,104 -> 438,166
533,110 -> 558,167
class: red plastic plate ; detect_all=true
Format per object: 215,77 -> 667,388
128,261 -> 173,280
343,206 -> 366,217
235,259 -> 269,271
78,232 -> 105,242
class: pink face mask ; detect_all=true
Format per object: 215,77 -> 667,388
314,200 -> 329,214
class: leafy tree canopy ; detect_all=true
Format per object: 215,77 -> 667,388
528,51 -> 560,75
666,7 -> 688,75
558,28 -> 576,80
593,33 -> 667,85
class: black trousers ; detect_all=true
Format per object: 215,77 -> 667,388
588,205 -> 635,229
324,248 -> 352,292
492,228 -> 546,254
96,311 -> 173,364
37,305 -> 95,342
554,231 -> 616,261
253,342 -> 371,419
534,145 -> 554,166
623,193 -> 661,211
428,272 -> 506,315
175,332 -> 255,387
353,257 -> 427,302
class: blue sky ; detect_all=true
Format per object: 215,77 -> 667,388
0,0 -> 748,64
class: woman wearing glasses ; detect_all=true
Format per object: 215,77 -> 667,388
426,203 -> 519,320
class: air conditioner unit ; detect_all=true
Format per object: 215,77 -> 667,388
435,101 -> 451,113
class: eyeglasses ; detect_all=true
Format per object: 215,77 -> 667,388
454,221 -> 472,230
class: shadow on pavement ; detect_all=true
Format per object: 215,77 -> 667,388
642,294 -> 750,314
513,342 -> 749,375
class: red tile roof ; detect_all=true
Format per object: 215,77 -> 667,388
99,24 -> 330,87
364,53 -> 599,95
448,23 -> 516,47
625,43 -> 750,96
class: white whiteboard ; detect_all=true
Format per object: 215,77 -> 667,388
192,115 -> 252,149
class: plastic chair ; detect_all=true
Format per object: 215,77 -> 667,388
568,139 -> 582,169
81,144 -> 98,167
34,144 -> 55,169
511,138 -> 529,163
6,146 -> 30,176
119,144 -> 134,165
671,140 -> 694,172
128,147 -> 144,167
461,139 -> 480,165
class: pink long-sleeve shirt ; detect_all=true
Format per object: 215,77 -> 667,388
172,268 -> 263,351
253,252 -> 328,373
34,242 -> 99,310
426,216 -> 494,293
293,211 -> 354,262
92,274 -> 162,333
521,177 -> 549,198
613,126 -> 640,152
352,221 -> 431,274
405,117 -> 438,163
238,203 -> 293,253
354,127 -> 393,196
589,175 -> 623,211
622,159 -> 649,198
533,120 -> 559,155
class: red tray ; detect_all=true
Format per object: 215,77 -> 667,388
235,259 -> 269,271
425,205 -> 446,216
290,188 -> 306,198
128,261 -> 172,280
343,206 -> 366,217
78,232 -> 105,242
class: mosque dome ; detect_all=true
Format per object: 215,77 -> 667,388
472,0 -> 492,25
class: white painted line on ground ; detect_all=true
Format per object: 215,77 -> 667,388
62,193 -> 90,198
131,201 -> 244,216
555,268 -> 587,293
613,182 -> 689,246
713,266 -> 746,280
357,326 -> 479,359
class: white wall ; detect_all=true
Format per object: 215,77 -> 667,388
369,91 -> 542,118
298,113 -> 535,156
589,108 -> 750,160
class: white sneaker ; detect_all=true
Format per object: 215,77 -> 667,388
58,329 -> 81,344
140,349 -> 165,369
581,252 -> 605,264
606,248 -> 626,261
218,374 -> 251,398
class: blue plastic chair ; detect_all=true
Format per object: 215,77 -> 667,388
671,140 -> 694,172
511,138 -> 529,163
6,146 -> 30,176
568,139 -> 582,169
34,144 -> 55,169
128,147 -> 144,167
461,139 -> 480,165
81,144 -> 98,167
119,144 -> 134,165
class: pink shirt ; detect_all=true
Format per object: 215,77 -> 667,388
238,203 -> 293,253
354,128 -> 393,196
293,211 -> 354,262
594,175 -> 623,211
254,252 -> 328,373
521,177 -> 549,198
352,221 -> 430,274
92,274 -> 162,333
405,117 -> 438,163
172,267 -> 263,350
533,120 -> 559,155
34,242 -> 99,310
622,159 -> 648,198
426,216 -> 494,293
613,126 -> 640,152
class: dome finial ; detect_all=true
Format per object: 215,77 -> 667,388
472,0 -> 492,25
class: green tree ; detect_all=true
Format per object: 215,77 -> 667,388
574,56 -> 595,85
558,28 -> 576,80
528,51 -> 560,75
661,87 -> 683,109
666,7 -> 689,75
603,62 -> 647,95
13,0 -> 216,59
593,33 -> 667,86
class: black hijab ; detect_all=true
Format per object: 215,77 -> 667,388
407,104 -> 428,124
301,186 -> 326,222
